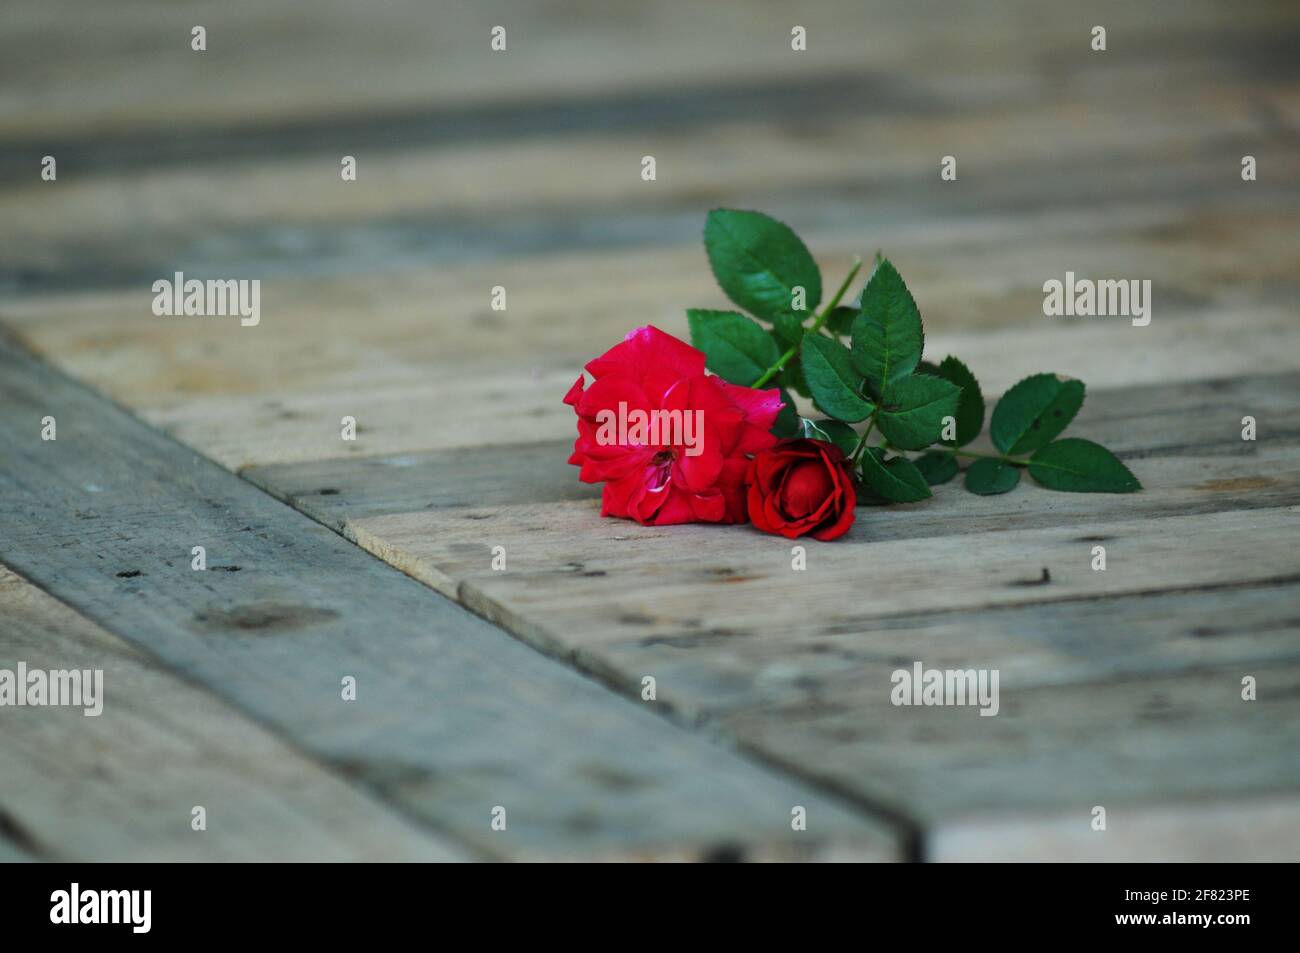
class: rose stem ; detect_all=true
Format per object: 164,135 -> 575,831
752,256 -> 864,388
849,412 -> 878,463
930,447 -> 1028,467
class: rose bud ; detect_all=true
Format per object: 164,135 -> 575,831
746,438 -> 857,541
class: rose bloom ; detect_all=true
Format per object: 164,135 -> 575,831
564,326 -> 783,525
746,438 -> 857,540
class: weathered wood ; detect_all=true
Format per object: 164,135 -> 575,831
727,662 -> 1300,861
929,794 -> 1300,862
5,0 -> 1300,861
4,241 -> 1297,470
6,115 -> 1292,292
320,501 -> 1300,646
0,335 -> 900,860
242,370 -> 1300,514
3,0 -> 1289,138
0,565 -> 470,861
0,69 -> 935,185
0,838 -> 34,863
240,373 -> 1300,857
610,581 -> 1300,724
2,92 -> 1282,244
246,463 -> 1300,846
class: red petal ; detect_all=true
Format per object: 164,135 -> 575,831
812,502 -> 856,540
714,379 -> 784,432
674,433 -> 724,492
562,375 -> 586,406
642,485 -> 695,524
586,325 -> 706,383
576,373 -> 652,421
687,490 -> 727,523
781,460 -> 835,519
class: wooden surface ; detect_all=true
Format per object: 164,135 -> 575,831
1,0 -> 1298,861
0,334 -> 895,861
0,565 -> 470,862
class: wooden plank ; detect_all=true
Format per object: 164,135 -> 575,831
4,0 -> 1295,295
240,375 -> 1300,610
3,83 -> 1286,253
603,581 -> 1300,723
238,372 -> 1300,855
0,68 -> 936,183
10,199 -> 1297,361
0,334 -> 901,860
3,0 -> 1290,138
725,662 -> 1300,860
0,838 -> 35,863
929,794 -> 1300,862
341,500 -> 1300,715
242,372 -> 1300,524
4,209 -> 1298,469
0,565 -> 470,861
331,502 -> 1300,643
5,0 -> 1299,861
5,136 -> 1296,295
0,1 -> 900,138
243,486 -> 1300,860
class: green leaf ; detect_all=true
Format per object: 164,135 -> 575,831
855,480 -> 891,506
771,313 -> 806,349
704,209 -> 822,324
850,259 -> 924,396
859,447 -> 931,503
964,458 -> 1021,495
771,388 -> 800,438
778,357 -> 811,398
813,419 -> 860,457
875,374 -> 961,450
686,308 -> 781,386
990,373 -> 1085,455
1028,439 -> 1141,493
801,334 -> 874,423
934,356 -> 984,447
913,450 -> 959,486
825,306 -> 858,337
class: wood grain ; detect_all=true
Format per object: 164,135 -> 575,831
318,502 -> 1300,647
243,371 -> 1300,530
0,565 -> 470,861
4,0 -> 1299,860
4,90 -> 1289,264
0,838 -> 34,863
929,793 -> 1300,862
239,368 -> 1300,857
3,0 -> 1291,138
0,334 -> 900,860
727,662 -> 1300,860
4,221 -> 1297,470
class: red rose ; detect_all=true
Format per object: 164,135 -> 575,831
565,326 -> 784,525
746,439 -> 857,540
